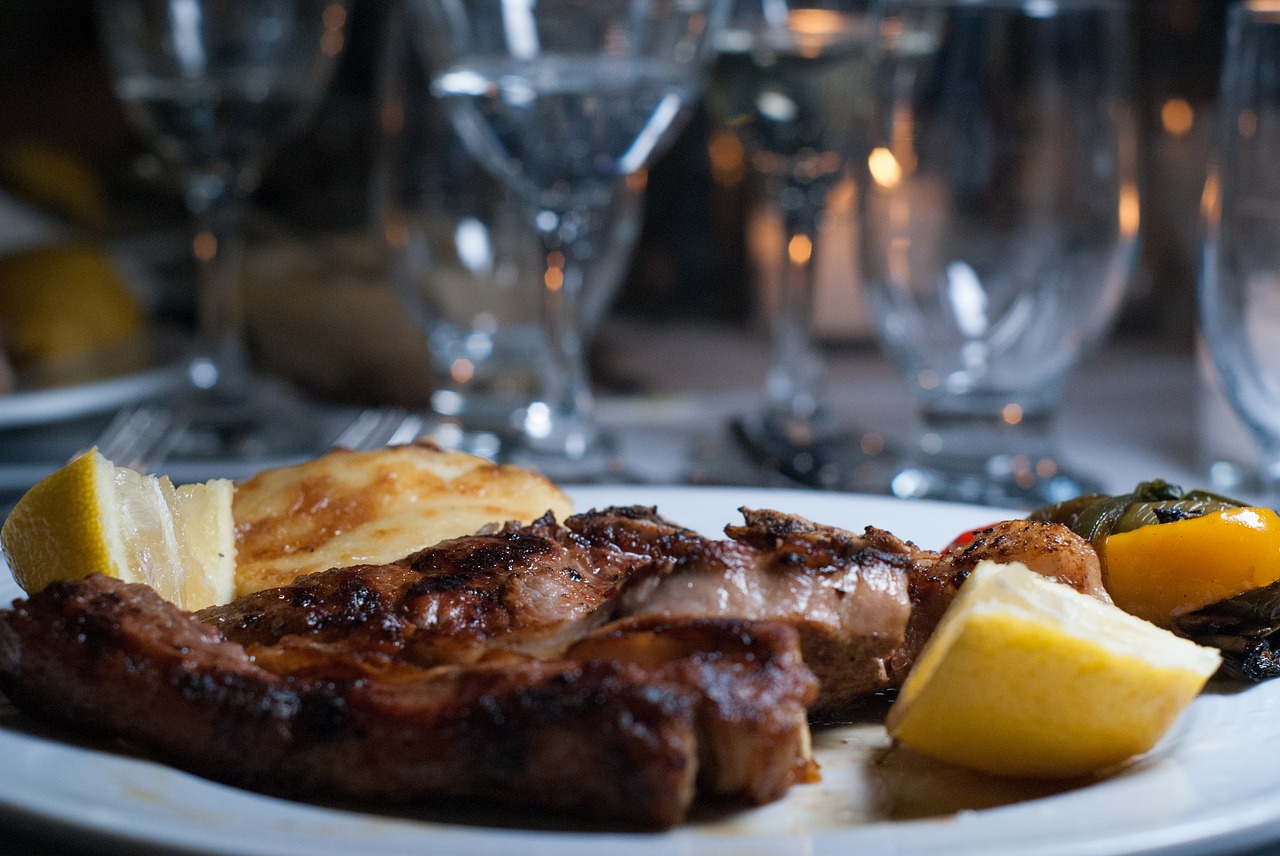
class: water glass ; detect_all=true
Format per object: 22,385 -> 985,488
1200,2 -> 1280,505
860,0 -> 1138,506
380,12 -> 642,457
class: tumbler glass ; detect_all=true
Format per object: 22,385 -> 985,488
860,0 -> 1139,506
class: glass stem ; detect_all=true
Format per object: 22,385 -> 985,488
526,205 -> 599,460
187,179 -> 251,402
765,190 -> 825,430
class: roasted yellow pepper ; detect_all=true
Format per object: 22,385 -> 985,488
1104,507 -> 1280,627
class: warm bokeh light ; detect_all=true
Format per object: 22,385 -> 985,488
321,4 -> 346,56
787,8 -> 847,57
1160,97 -> 1194,137
868,147 -> 902,189
544,250 -> 565,291
707,132 -> 745,187
788,234 -> 813,265
1002,403 -> 1023,425
450,358 -> 475,384
1119,183 -> 1141,239
1201,169 -> 1221,225
625,167 -> 649,193
193,231 -> 217,262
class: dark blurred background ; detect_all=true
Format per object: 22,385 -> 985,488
0,0 -> 1231,403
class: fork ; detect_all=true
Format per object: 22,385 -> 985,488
90,405 -> 190,472
331,407 -> 426,451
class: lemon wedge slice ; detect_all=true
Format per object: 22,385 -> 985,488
887,560 -> 1221,779
1,449 -> 235,610
0,244 -> 143,367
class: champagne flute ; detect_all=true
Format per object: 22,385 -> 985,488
97,0 -> 348,460
704,0 -> 900,490
860,0 -> 1138,507
1200,1 -> 1280,506
411,0 -> 724,481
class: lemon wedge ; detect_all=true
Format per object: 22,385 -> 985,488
1,449 -> 235,610
887,560 -> 1221,779
0,244 -> 143,367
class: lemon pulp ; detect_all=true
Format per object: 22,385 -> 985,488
2,449 -> 235,610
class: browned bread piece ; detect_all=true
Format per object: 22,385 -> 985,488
232,440 -> 572,595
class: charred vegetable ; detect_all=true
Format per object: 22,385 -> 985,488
1103,507 -> 1280,626
1030,480 -> 1246,555
1031,481 -> 1280,682
1172,581 -> 1280,682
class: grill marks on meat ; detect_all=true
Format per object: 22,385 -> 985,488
2,503 -> 1051,827
614,509 -> 914,715
0,575 -> 816,828
200,512 -> 660,668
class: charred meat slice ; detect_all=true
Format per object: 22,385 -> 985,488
200,511 -> 657,665
567,615 -> 819,804
0,574 -> 817,828
613,508 -> 914,715
208,505 -> 920,714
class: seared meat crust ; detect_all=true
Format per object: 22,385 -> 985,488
615,508 -> 914,715
0,504 -> 984,826
0,574 -> 816,828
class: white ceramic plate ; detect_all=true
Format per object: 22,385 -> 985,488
2,486 -> 1279,856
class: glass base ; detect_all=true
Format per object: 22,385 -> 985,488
503,429 -> 631,484
165,377 -> 325,464
887,456 -> 1102,509
730,414 -> 898,494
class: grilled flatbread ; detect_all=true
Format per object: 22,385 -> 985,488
232,441 -> 572,595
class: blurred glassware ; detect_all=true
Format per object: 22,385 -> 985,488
379,5 -> 642,460
1199,1 -> 1280,507
96,0 -> 348,461
704,0 -> 896,490
410,0 -> 724,481
860,0 -> 1139,507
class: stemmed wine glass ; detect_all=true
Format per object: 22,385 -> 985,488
411,0 -> 725,481
96,0 -> 348,461
704,0 -> 893,490
859,0 -> 1138,507
1200,2 -> 1280,506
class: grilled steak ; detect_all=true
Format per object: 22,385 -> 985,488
0,574 -> 816,828
4,505 -> 1090,826
612,508 -> 916,715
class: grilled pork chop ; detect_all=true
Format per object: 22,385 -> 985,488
203,505 -> 916,713
0,574 -> 816,828
0,502 -> 1098,826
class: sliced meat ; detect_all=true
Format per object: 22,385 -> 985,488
200,511 -> 656,665
613,508 -> 914,715
0,574 -> 817,829
567,615 -> 819,803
